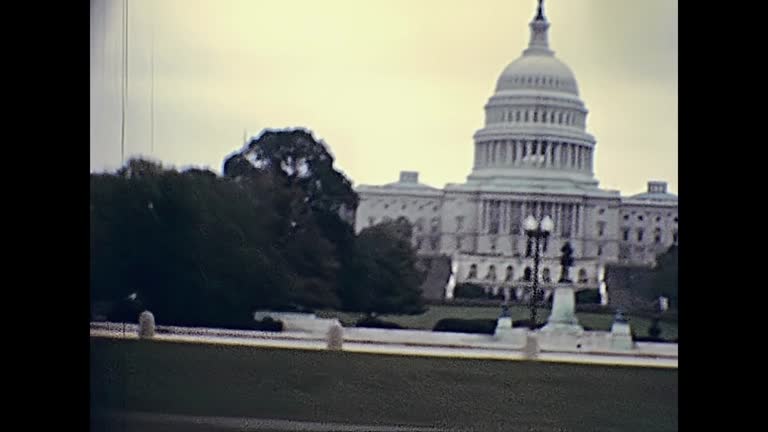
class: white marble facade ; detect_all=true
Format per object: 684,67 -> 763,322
354,3 -> 677,294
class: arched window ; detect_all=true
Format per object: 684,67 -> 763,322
654,228 -> 662,244
637,228 -> 644,242
523,267 -> 533,282
505,265 -> 514,282
578,269 -> 588,284
415,217 -> 425,232
542,268 -> 551,283
486,265 -> 497,281
468,264 -> 478,279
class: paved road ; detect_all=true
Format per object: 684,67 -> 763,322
90,328 -> 677,369
93,411 -> 454,432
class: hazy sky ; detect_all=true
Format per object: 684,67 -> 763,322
90,0 -> 677,196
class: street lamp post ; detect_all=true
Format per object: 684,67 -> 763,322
523,215 -> 554,329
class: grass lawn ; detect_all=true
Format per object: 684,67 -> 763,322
91,338 -> 677,432
317,304 -> 678,340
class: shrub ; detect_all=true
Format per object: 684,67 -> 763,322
433,318 -> 497,334
355,317 -> 404,329
253,317 -> 283,332
575,289 -> 601,305
453,283 -> 486,299
648,318 -> 662,339
512,319 -> 546,330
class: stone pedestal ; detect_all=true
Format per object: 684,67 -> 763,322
523,332 -> 540,359
138,311 -> 155,339
610,320 -> 634,350
326,322 -> 344,351
541,284 -> 583,334
496,316 -> 512,330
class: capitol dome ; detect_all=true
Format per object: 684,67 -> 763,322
468,0 -> 598,192
495,55 -> 579,95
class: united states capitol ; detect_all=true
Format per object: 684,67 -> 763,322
353,2 -> 678,302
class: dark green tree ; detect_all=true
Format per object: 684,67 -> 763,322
343,217 -> 426,316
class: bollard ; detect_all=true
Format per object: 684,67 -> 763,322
138,310 -> 156,339
326,321 -> 343,351
523,332 -> 540,359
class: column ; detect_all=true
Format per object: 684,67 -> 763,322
571,204 -> 577,238
549,141 -> 555,167
481,200 -> 487,232
516,140 -> 522,165
577,146 -> 583,170
571,144 -> 576,169
575,205 -> 581,236
553,142 -> 559,168
526,141 -> 532,165
562,144 -> 569,169
503,201 -> 509,233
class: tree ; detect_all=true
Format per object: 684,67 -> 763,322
91,158 -> 296,327
646,245 -> 678,309
342,217 -> 426,316
223,129 -> 361,310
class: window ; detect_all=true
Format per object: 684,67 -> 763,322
597,245 -> 603,256
505,265 -> 514,282
485,265 -> 497,281
523,267 -> 533,282
674,217 -> 678,223
542,268 -> 551,283
430,217 -> 440,234
456,236 -> 463,250
533,111 -> 538,122
433,205 -> 439,212
525,238 -> 533,257
416,239 -> 422,250
368,217 -> 375,226
673,230 -> 678,243
515,111 -> 521,122
490,236 -> 497,251
578,269 -> 588,284
468,264 -> 478,279
638,215 -> 644,222
622,228 -> 630,241
598,208 -> 605,215
415,218 -> 424,232
623,214 -> 629,221
654,228 -> 662,244
656,216 -> 661,222
401,204 -> 406,210
597,221 -> 606,237
637,228 -> 644,242
455,216 -> 464,232
384,204 -> 389,209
